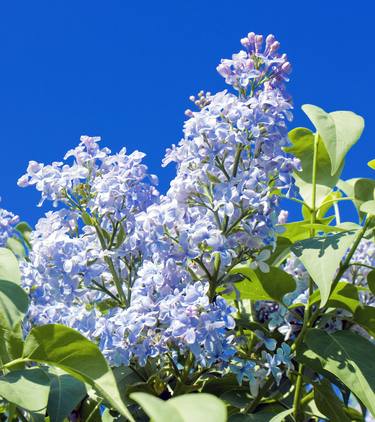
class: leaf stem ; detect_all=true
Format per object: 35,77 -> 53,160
293,131 -> 319,420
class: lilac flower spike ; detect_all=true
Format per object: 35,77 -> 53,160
19,33 -> 297,378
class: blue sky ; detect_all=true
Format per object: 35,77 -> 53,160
0,1 -> 374,225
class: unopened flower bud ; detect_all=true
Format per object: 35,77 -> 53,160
265,34 -> 276,48
270,41 -> 280,53
281,62 -> 292,73
241,37 -> 251,48
247,32 -> 256,43
255,35 -> 263,51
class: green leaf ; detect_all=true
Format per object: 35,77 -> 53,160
0,324 -> 24,365
269,408 -> 294,422
169,394 -> 227,422
131,393 -> 180,422
15,221 -> 32,241
229,414 -> 278,422
267,237 -> 292,267
0,248 -> 21,285
309,281 -> 360,313
229,266 -> 296,303
299,329 -> 375,417
301,104 -> 364,175
0,367 -> 50,412
367,270 -> 375,295
230,414 -> 284,422
130,392 -> 227,422
314,380 -> 351,421
338,178 -> 375,219
291,230 -> 358,307
317,191 -> 342,219
78,397 -> 102,422
47,368 -> 87,422
368,159 -> 375,170
353,305 -> 375,337
6,237 -> 26,258
300,223 -> 347,234
22,324 -> 134,421
279,216 -> 334,242
286,127 -> 343,207
360,200 -> 375,215
329,110 -> 365,174
0,280 -> 29,329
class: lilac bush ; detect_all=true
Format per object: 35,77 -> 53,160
0,31 -> 374,422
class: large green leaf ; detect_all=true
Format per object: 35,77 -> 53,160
280,216 -> 335,242
130,392 -> 227,422
15,221 -> 32,243
0,279 -> 28,329
353,305 -> 375,337
0,367 -> 50,412
0,248 -> 21,284
22,324 -> 134,421
302,104 -> 364,175
229,266 -> 296,303
291,230 -> 358,307
0,324 -> 24,365
309,281 -> 360,313
338,178 -> 375,219
267,236 -> 292,267
269,408 -> 294,422
317,191 -> 342,219
299,329 -> 375,417
47,368 -> 87,422
367,270 -> 375,295
229,414 -> 278,421
360,200 -> 375,216
286,128 -> 342,207
314,380 -> 351,421
7,237 -> 27,258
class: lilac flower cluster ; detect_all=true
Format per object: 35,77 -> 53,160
19,33 -> 297,379
0,199 -> 19,247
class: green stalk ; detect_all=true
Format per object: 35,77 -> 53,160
330,217 -> 372,292
293,131 -> 319,421
292,364 -> 305,421
94,223 -> 127,307
232,145 -> 243,177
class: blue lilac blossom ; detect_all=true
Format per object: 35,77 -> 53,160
19,33 -> 297,381
0,199 -> 19,247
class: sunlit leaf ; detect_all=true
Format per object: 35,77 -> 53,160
286,128 -> 342,207
22,324 -> 134,421
353,305 -> 375,337
0,248 -> 21,285
229,266 -> 296,303
0,280 -> 28,330
0,368 -> 50,413
309,281 -> 360,313
360,200 -> 375,215
298,329 -> 375,417
314,380 -> 351,421
130,392 -> 227,422
302,104 -> 364,175
291,230 -> 358,306
47,368 -> 87,422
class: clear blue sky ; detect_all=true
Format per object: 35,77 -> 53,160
1,1 -> 374,225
